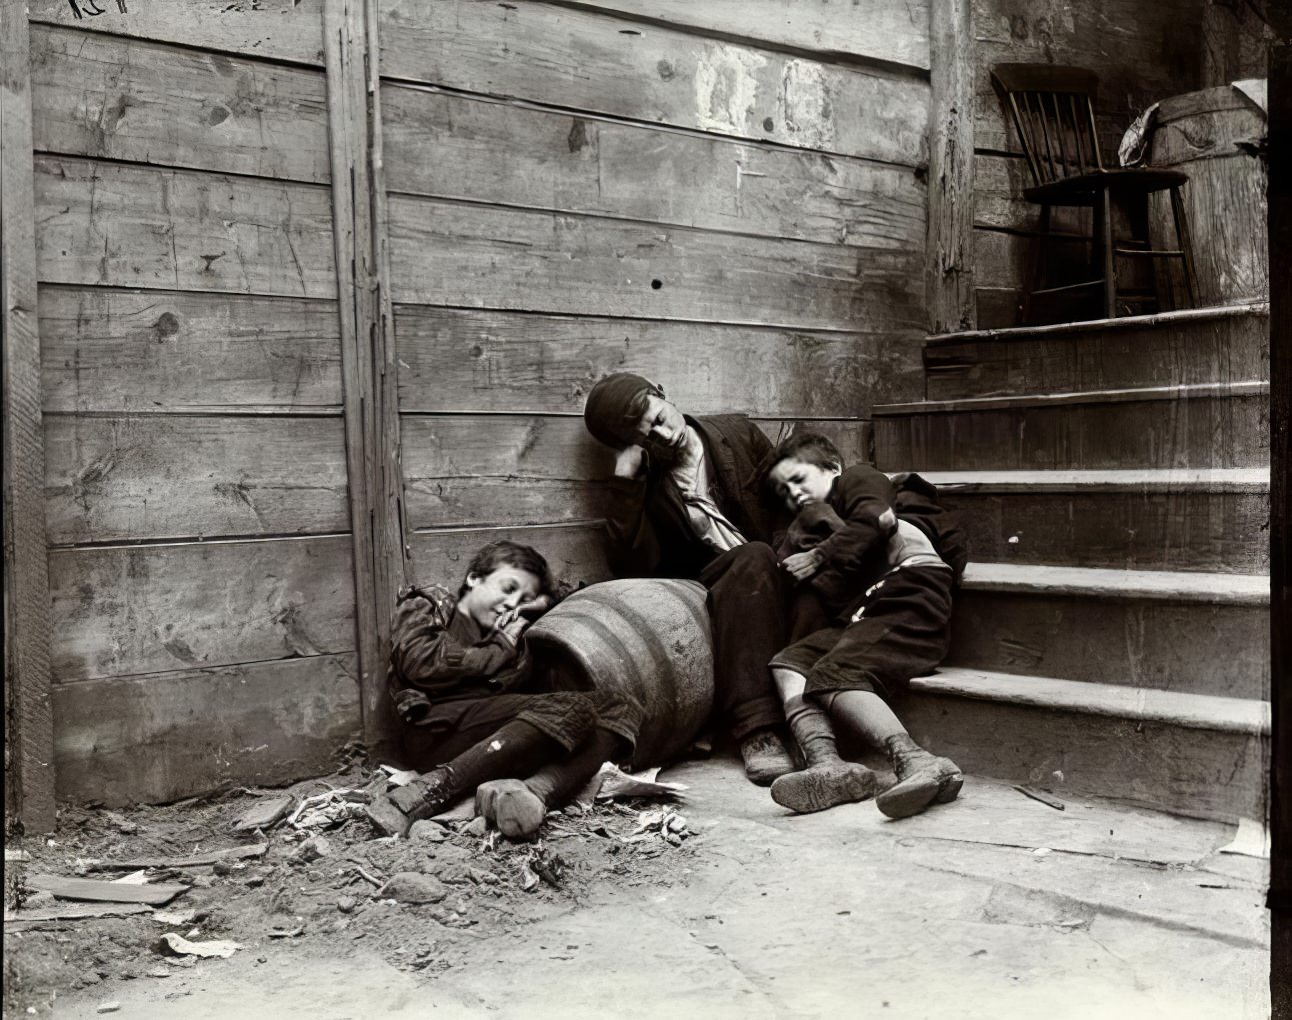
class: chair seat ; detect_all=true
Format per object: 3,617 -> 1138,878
1023,168 -> 1189,205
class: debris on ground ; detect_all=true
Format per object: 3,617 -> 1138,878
156,933 -> 242,959
24,874 -> 189,906
231,796 -> 295,833
1014,786 -> 1066,811
4,762 -> 703,1016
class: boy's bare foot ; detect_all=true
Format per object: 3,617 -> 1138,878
475,778 -> 546,839
770,763 -> 881,814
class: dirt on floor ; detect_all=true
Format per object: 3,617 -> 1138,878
3,762 -> 703,1017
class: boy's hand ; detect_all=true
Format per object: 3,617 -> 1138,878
613,444 -> 646,479
781,549 -> 824,582
516,593 -> 554,619
493,614 -> 531,645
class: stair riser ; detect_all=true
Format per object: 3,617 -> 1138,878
899,694 -> 1267,822
948,591 -> 1269,698
925,313 -> 1268,401
876,394 -> 1267,471
943,489 -> 1268,573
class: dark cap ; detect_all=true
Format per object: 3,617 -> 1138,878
582,373 -> 663,448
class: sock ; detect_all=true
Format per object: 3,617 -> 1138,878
440,720 -> 560,797
523,729 -> 622,810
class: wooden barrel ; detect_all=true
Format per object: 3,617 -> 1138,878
1149,85 -> 1267,306
525,578 -> 714,771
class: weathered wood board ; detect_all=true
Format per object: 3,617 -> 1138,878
394,306 -> 923,416
382,86 -> 925,250
39,287 -> 343,413
27,0 -> 326,66
924,307 -> 1270,400
52,654 -> 361,806
388,197 -> 922,330
44,415 -> 350,544
408,522 -> 613,593
943,487 -> 1270,574
379,0 -> 929,165
875,389 -> 1270,471
31,25 -> 330,184
552,0 -> 931,70
34,157 -> 336,298
399,413 -> 871,529
4,0 -> 57,830
48,536 -> 356,682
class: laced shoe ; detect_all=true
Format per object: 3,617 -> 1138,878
876,735 -> 963,819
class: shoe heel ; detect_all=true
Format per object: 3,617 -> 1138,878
933,773 -> 963,805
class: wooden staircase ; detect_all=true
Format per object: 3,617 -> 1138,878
873,304 -> 1271,822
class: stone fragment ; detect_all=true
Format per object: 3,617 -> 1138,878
408,820 -> 448,843
379,872 -> 447,904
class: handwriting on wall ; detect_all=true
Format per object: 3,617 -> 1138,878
67,1 -> 129,17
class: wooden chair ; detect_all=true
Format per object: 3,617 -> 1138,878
990,63 -> 1197,323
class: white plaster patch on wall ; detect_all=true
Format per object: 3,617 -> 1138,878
693,42 -> 765,136
779,59 -> 836,152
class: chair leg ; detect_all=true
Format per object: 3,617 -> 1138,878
1169,186 -> 1197,309
1099,188 -> 1116,318
1023,203 -> 1051,325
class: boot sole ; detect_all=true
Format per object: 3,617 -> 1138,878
877,772 -> 964,819
770,765 -> 881,815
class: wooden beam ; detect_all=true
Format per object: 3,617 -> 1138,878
365,0 -> 413,618
2,0 -> 56,833
926,0 -> 976,334
1268,15 -> 1291,1018
324,0 -> 406,762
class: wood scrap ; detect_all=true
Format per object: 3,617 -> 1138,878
5,902 -> 154,927
26,873 -> 189,906
1014,785 -> 1066,811
85,843 -> 269,871
231,796 -> 294,833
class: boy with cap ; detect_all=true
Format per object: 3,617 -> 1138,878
582,373 -> 795,784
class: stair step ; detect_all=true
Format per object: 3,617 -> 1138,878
953,564 -> 1269,697
874,381 -> 1268,471
924,303 -> 1268,401
961,562 -> 1268,604
900,667 -> 1268,821
923,469 -> 1269,574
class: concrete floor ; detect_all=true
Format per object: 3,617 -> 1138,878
50,760 -> 1270,1019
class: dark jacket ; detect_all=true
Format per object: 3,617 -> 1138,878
387,585 -> 531,724
604,414 -> 782,578
776,465 -> 899,617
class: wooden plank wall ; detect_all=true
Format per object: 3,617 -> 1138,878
377,0 -> 931,589
971,0 -> 1209,327
25,0 -> 361,805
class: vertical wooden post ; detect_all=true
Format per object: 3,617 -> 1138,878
1268,17 -> 1291,1017
2,0 -> 57,833
926,0 -> 976,335
324,0 -> 408,762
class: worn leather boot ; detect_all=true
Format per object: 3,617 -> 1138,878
770,698 -> 881,814
876,734 -> 962,819
475,778 -> 546,840
366,766 -> 456,837
739,728 -> 797,786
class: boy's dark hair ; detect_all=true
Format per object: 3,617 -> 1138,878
766,432 -> 845,482
459,540 -> 555,598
